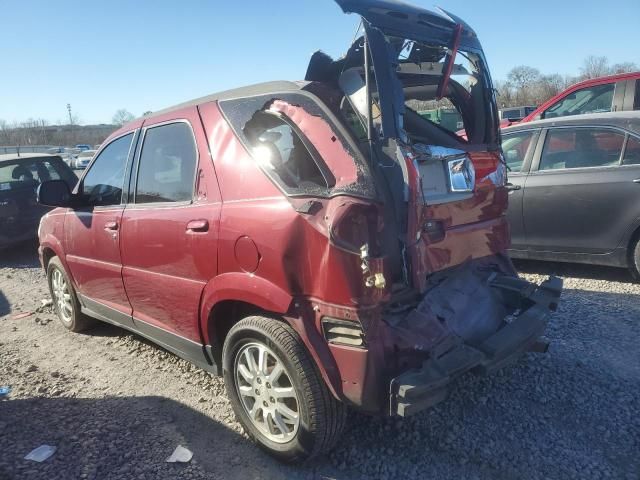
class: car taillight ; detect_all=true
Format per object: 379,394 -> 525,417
330,203 -> 382,254
467,151 -> 506,187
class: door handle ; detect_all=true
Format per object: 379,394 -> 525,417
186,219 -> 209,232
633,179 -> 640,184
104,221 -> 118,231
505,183 -> 522,192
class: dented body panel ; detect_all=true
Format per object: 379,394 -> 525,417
38,0 -> 562,418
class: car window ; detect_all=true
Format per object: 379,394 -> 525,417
539,128 -> 625,171
0,158 -> 73,191
542,83 -> 615,119
501,131 -> 535,173
623,136 -> 640,165
135,122 -> 197,203
82,133 -> 133,206
243,111 -> 329,190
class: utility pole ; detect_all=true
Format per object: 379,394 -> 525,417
67,103 -> 73,145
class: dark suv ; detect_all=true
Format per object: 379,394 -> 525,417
37,0 -> 561,462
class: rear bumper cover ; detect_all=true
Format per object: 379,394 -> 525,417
389,275 -> 562,417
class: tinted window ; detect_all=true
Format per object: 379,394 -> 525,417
502,131 -> 535,173
135,123 -> 197,203
0,158 -> 74,191
243,111 -> 329,190
82,133 -> 133,206
542,84 -> 615,119
623,136 -> 640,165
539,128 -> 625,171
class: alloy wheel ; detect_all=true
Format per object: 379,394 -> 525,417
51,268 -> 73,323
234,342 -> 300,443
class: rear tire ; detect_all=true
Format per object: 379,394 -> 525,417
222,315 -> 347,462
630,237 -> 640,281
47,256 -> 96,332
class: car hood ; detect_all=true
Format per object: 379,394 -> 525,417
333,0 -> 482,51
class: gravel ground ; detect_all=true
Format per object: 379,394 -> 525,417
1,242 -> 639,480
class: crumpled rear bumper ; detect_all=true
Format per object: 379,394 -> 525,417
389,275 -> 562,417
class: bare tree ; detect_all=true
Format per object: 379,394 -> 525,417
580,55 -> 611,79
112,109 -> 135,126
611,62 -> 639,74
506,66 -> 541,105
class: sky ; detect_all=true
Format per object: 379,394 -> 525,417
1,0 -> 639,125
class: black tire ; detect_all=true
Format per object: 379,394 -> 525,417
631,237 -> 640,281
47,256 -> 96,332
222,315 -> 347,462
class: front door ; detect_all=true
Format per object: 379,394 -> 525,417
502,129 -> 539,249
64,131 -> 136,326
522,126 -> 632,254
119,113 -> 220,344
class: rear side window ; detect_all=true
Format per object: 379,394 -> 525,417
623,136 -> 640,165
82,133 -> 133,206
243,111 -> 329,190
219,92 -> 377,199
542,84 -> 615,119
501,131 -> 535,173
135,122 -> 197,204
539,128 -> 625,171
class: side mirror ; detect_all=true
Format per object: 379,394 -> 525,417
38,180 -> 73,208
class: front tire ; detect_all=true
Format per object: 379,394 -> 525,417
47,256 -> 96,332
222,316 -> 347,462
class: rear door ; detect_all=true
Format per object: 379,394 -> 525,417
522,126 -> 631,253
119,110 -> 220,344
501,129 -> 539,249
64,131 -> 137,326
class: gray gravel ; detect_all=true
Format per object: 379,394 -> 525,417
1,243 -> 639,480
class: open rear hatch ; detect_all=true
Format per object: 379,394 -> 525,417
303,0 -> 562,413
309,0 -> 506,292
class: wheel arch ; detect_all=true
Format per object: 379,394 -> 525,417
199,273 -> 343,400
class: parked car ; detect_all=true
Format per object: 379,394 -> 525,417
36,0 -> 561,461
503,111 -> 640,277
513,72 -> 640,126
73,149 -> 96,169
75,144 -> 91,151
0,153 -> 77,250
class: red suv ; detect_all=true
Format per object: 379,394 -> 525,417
37,0 -> 561,462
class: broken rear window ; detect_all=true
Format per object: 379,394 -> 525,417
243,111 -> 332,191
219,92 -> 376,199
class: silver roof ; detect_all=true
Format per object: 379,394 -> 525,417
503,111 -> 640,136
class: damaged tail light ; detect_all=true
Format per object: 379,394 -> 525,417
330,203 -> 383,254
468,151 -> 506,187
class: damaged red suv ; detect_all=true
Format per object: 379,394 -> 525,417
37,0 -> 561,462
